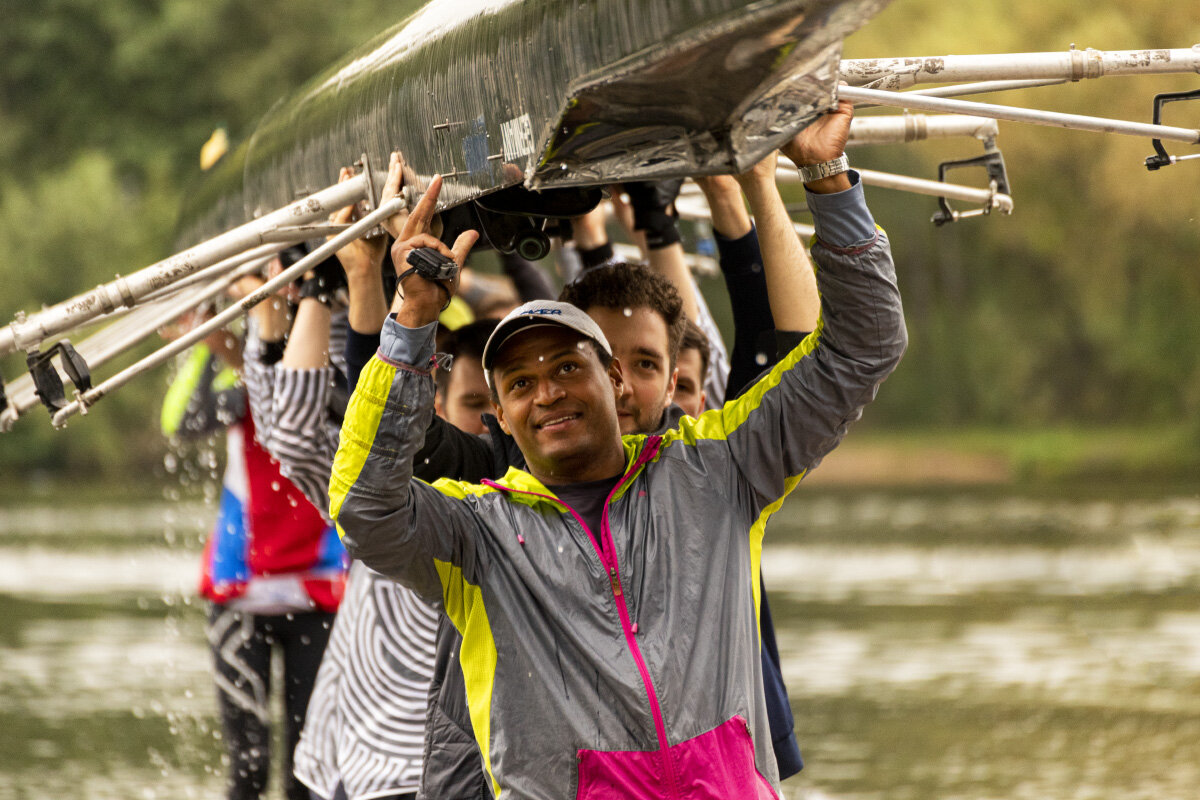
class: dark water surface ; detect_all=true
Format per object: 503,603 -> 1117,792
1,487 -> 1198,799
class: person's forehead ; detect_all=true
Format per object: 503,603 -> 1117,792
676,347 -> 702,373
588,305 -> 669,351
447,355 -> 487,391
492,325 -> 591,371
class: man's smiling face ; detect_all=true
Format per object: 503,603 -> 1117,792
491,325 -> 626,484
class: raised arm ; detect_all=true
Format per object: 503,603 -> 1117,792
337,155 -> 499,482
330,174 -> 486,602
735,152 -> 820,337
693,174 -> 775,399
672,101 -> 906,514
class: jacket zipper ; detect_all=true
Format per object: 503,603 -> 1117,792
482,437 -> 679,797
598,439 -> 680,797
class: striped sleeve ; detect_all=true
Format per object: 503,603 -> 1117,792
240,319 -> 342,514
241,326 -> 277,443
263,366 -> 340,512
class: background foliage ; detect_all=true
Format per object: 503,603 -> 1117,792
1,0 -> 1197,477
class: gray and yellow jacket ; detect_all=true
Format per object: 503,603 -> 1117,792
330,176 -> 906,799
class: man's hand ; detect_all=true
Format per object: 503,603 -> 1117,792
390,174 -> 479,328
378,151 -> 411,240
624,179 -> 684,250
781,98 -> 854,194
331,166 -> 387,282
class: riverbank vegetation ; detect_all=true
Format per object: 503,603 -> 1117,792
1,0 -> 1196,482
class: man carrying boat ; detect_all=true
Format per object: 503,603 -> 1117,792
330,101 -> 906,798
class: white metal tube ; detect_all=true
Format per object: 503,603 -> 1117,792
841,47 -> 1200,90
0,173 -> 370,357
837,85 -> 1200,144
140,242 -> 286,302
50,196 -> 404,428
847,114 -> 999,145
849,79 -> 1069,110
259,223 -> 352,242
858,169 -> 1012,211
86,259 -> 268,368
773,164 -> 1013,212
904,78 -> 1067,98
1,295 -> 190,429
0,257 -> 270,430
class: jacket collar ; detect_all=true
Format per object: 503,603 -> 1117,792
487,435 -> 659,508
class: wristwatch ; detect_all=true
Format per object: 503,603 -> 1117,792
798,154 -> 850,185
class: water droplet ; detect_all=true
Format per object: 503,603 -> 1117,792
623,308 -> 632,317
270,481 -> 280,492
755,352 -> 768,366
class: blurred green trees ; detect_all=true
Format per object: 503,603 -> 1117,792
0,0 -> 1197,477
842,0 -> 1200,431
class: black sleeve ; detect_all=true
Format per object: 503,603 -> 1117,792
716,224 -> 778,399
412,414 -> 498,484
774,330 -> 812,361
499,251 -> 557,302
344,326 -> 382,391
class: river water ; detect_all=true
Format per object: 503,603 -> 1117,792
1,483 -> 1198,799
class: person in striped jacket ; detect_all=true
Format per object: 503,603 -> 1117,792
161,317 -> 345,800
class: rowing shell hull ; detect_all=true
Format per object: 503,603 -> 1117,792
181,0 -> 889,243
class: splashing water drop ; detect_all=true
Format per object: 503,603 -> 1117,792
755,352 -> 768,366
623,307 -> 632,317
270,481 -> 280,492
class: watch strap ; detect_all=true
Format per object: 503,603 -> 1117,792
798,154 -> 850,184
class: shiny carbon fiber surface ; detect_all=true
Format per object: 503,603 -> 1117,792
182,0 -> 888,244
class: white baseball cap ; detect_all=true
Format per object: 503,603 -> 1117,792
481,300 -> 612,387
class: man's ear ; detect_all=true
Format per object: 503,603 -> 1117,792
608,356 -> 625,400
664,366 -> 679,407
492,398 -> 510,436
